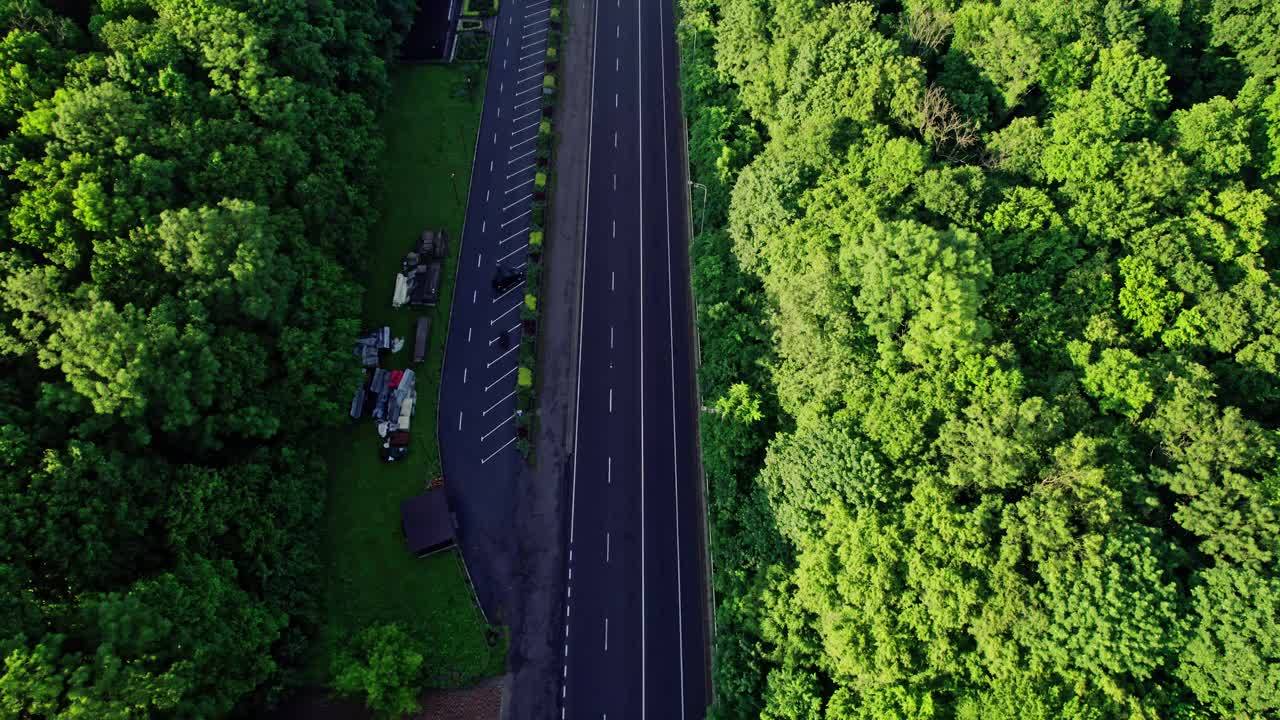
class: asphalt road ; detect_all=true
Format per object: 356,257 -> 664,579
438,0 -> 554,622
559,0 -> 710,715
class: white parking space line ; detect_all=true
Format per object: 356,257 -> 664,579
480,414 -> 514,442
512,108 -> 542,123
506,179 -> 533,193
483,389 -> 517,414
514,96 -> 541,109
502,209 -> 532,227
525,17 -> 550,27
520,39 -> 545,50
519,49 -> 544,61
525,8 -> 549,17
516,73 -> 544,85
497,244 -> 528,264
485,365 -> 519,392
503,193 -> 533,211
518,61 -> 543,72
510,135 -> 538,149
492,279 -> 526,303
481,436 -> 517,464
500,226 -> 530,244
514,85 -> 542,97
508,148 -> 537,164
507,164 -> 536,179
488,322 -> 522,346
491,301 -> 524,325
523,26 -> 548,37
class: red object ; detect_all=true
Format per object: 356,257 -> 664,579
390,431 -> 411,447
388,370 -> 404,388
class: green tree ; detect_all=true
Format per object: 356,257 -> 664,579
332,623 -> 426,719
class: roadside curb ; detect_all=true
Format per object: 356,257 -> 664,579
672,9 -> 717,708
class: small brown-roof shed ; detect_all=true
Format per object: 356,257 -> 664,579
400,491 -> 455,558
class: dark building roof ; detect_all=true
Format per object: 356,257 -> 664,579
400,491 -> 455,557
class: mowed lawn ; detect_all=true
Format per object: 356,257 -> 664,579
311,64 -> 505,687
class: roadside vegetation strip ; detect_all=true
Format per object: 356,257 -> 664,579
314,64 -> 506,694
514,0 -> 565,462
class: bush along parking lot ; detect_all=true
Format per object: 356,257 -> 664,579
514,4 -> 563,461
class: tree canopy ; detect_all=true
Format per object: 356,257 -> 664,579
680,0 -> 1280,716
0,0 -> 414,714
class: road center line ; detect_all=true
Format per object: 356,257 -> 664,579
457,411 -> 463,431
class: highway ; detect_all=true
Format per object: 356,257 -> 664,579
559,0 -> 709,714
436,0 -> 709,712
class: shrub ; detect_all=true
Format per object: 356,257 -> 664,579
535,171 -> 547,190
518,367 -> 533,388
529,230 -> 543,249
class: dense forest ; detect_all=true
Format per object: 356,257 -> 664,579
0,0 -> 415,714
680,0 -> 1280,717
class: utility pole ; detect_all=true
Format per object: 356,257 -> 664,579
689,181 -> 708,237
